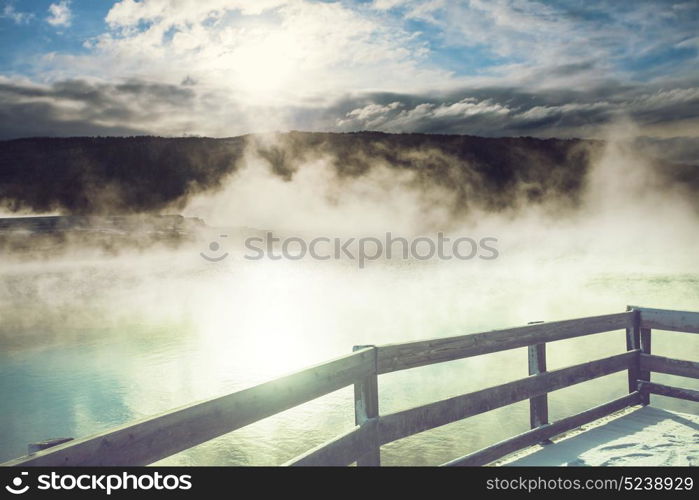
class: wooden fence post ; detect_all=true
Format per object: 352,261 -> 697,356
353,345 -> 380,466
528,343 -> 549,429
625,306 -> 641,394
639,328 -> 651,405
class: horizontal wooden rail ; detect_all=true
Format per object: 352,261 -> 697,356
638,381 -> 699,403
444,392 -> 643,466
376,312 -> 632,374
640,354 -> 699,379
377,351 -> 637,445
3,349 -> 375,466
285,421 -> 377,466
632,306 -> 699,334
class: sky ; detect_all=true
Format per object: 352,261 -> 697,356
0,0 -> 698,139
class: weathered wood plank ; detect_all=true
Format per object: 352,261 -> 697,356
3,349 -> 375,467
376,312 -> 633,374
625,307 -> 641,394
443,392 -> 642,466
528,343 -> 548,429
640,354 -> 699,379
632,306 -> 699,334
638,328 -> 651,405
377,351 -> 636,445
353,345 -> 380,466
638,381 -> 699,402
285,422 -> 376,466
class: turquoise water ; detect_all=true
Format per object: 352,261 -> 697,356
1,249 -> 698,465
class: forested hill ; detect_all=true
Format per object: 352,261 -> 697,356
0,132 -> 693,215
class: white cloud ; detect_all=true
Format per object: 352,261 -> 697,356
47,0 -> 72,27
43,0 -> 451,113
371,0 -> 411,10
346,102 -> 403,121
431,98 -> 509,118
374,0 -> 697,90
338,97 -> 512,132
3,0 -> 697,138
631,88 -> 699,111
2,4 -> 34,24
105,0 -> 288,27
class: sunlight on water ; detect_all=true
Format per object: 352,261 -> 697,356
1,244 -> 697,465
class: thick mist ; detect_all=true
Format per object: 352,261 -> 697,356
0,129 -> 697,465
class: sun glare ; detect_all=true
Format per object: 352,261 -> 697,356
228,32 -> 301,101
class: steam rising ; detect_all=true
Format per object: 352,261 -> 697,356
0,128 -> 697,465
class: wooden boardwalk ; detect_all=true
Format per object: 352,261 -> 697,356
3,305 -> 698,467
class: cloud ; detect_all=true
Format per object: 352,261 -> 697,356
2,71 -> 698,141
43,0 -> 448,106
0,77 -> 201,139
1,0 -> 698,139
337,97 -> 510,133
1,4 -> 34,24
371,0 -> 415,10
333,80 -> 699,137
104,0 -> 287,26
370,0 -> 699,87
47,0 -> 72,27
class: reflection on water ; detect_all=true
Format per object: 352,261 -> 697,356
1,250 -> 698,465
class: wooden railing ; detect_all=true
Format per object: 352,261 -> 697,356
4,306 -> 698,467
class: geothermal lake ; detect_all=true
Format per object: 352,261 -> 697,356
1,239 -> 698,465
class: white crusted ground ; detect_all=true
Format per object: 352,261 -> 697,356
504,406 -> 699,466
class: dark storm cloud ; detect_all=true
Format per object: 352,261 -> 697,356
330,78 -> 699,137
1,72 -> 699,140
0,78 -> 196,139
0,101 -> 146,138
